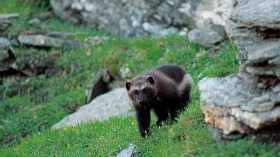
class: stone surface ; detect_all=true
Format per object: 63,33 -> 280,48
0,49 -> 16,72
0,37 -> 10,49
192,0 -> 236,28
52,88 -> 132,130
50,0 -> 235,37
202,0 -> 280,141
199,73 -> 280,135
27,18 -> 41,26
0,13 -> 19,20
226,20 -> 280,78
119,66 -> 132,79
18,34 -> 79,48
209,24 -> 228,39
0,38 -> 16,72
188,28 -> 225,47
116,144 -> 140,157
225,0 -> 280,78
33,11 -> 53,21
231,0 -> 280,29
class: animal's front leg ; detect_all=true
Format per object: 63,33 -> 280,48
168,102 -> 181,122
135,106 -> 151,137
152,107 -> 168,126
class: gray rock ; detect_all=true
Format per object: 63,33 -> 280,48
209,24 -> 228,40
52,88 -> 132,130
0,37 -> 10,49
225,1 -> 280,78
199,73 -> 280,135
0,49 -> 9,63
116,144 -> 140,157
188,28 -> 225,47
18,34 -> 79,48
142,22 -> 178,36
50,0 -> 235,37
33,11 -> 53,21
200,0 -> 280,141
209,126 -> 245,142
0,38 -> 16,72
226,24 -> 280,78
191,0 -> 236,28
27,18 -> 41,26
0,13 -> 19,20
84,69 -> 111,104
119,66 -> 132,79
231,0 -> 280,29
0,49 -> 16,72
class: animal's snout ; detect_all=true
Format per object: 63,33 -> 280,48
138,100 -> 145,105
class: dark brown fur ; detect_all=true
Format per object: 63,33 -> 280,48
126,64 -> 193,137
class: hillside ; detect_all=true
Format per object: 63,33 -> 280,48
0,0 -> 279,156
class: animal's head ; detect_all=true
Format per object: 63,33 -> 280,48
126,76 -> 156,107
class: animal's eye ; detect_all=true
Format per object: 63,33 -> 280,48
134,90 -> 139,95
143,87 -> 150,93
142,88 -> 146,93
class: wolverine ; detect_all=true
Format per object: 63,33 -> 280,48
125,64 -> 193,137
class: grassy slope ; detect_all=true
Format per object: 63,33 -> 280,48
1,0 -> 279,156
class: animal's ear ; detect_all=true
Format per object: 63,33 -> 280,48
147,76 -> 155,85
126,81 -> 132,91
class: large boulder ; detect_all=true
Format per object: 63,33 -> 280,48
199,73 -> 280,136
199,0 -> 280,141
225,0 -> 280,78
50,0 -> 235,37
188,28 -> 226,47
52,88 -> 132,130
230,0 -> 280,29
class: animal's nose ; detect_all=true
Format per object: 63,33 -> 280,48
138,100 -> 144,105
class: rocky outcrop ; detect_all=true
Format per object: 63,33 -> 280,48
199,74 -> 280,136
0,36 -> 62,77
52,88 -> 132,130
0,12 -> 81,82
50,0 -> 235,37
199,0 -> 280,141
225,0 -> 280,79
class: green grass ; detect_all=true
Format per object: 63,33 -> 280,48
1,102 -> 279,156
0,0 -> 50,19
1,1 -> 279,156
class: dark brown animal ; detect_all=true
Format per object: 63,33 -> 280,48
126,64 -> 193,137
